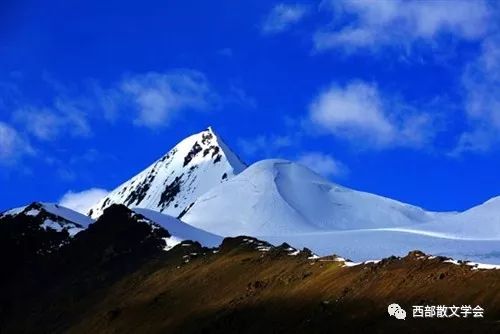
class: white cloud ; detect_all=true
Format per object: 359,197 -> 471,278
54,99 -> 92,136
59,188 -> 109,214
0,68 -> 216,173
91,69 -> 219,127
305,1 -> 500,155
262,3 -> 309,34
453,35 -> 500,154
0,122 -> 34,164
315,0 -> 492,51
120,70 -> 214,128
12,107 -> 60,141
5,69 -> 216,139
12,100 -> 91,141
309,81 -> 434,148
309,82 -> 394,144
298,151 -> 348,178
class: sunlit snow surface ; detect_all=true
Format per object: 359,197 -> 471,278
134,208 -> 223,248
183,160 -> 448,235
41,203 -> 94,228
260,230 -> 500,265
181,159 -> 500,265
6,142 -> 500,266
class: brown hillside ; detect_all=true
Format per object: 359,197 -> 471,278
2,205 -> 500,334
46,238 -> 500,333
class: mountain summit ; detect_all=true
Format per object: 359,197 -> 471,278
88,127 -> 246,219
181,159 -> 439,236
84,128 -> 500,264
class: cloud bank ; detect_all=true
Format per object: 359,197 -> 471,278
315,0 -> 491,52
0,122 -> 34,164
59,188 -> 109,215
308,81 -> 434,149
298,151 -> 348,178
262,3 -> 309,34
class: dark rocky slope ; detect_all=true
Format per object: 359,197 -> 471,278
1,206 -> 500,333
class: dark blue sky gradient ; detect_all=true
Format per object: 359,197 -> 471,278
1,0 -> 499,212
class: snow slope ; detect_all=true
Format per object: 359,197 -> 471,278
400,196 -> 500,240
181,159 -> 444,236
88,127 -> 246,219
133,208 -> 222,249
261,230 -> 500,265
58,128 -> 500,265
179,159 -> 500,264
1,202 -> 93,236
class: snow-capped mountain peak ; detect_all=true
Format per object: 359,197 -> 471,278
88,127 -> 246,219
1,202 -> 93,236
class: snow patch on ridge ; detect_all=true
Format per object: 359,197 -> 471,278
134,208 -> 223,248
1,202 -> 93,237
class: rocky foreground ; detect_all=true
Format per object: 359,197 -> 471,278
1,205 -> 500,333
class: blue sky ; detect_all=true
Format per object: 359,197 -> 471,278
1,0 -> 500,213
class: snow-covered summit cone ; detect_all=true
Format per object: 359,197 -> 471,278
181,159 -> 438,236
1,202 -> 93,236
88,127 -> 246,219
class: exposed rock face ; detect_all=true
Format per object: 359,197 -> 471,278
0,202 -> 92,237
